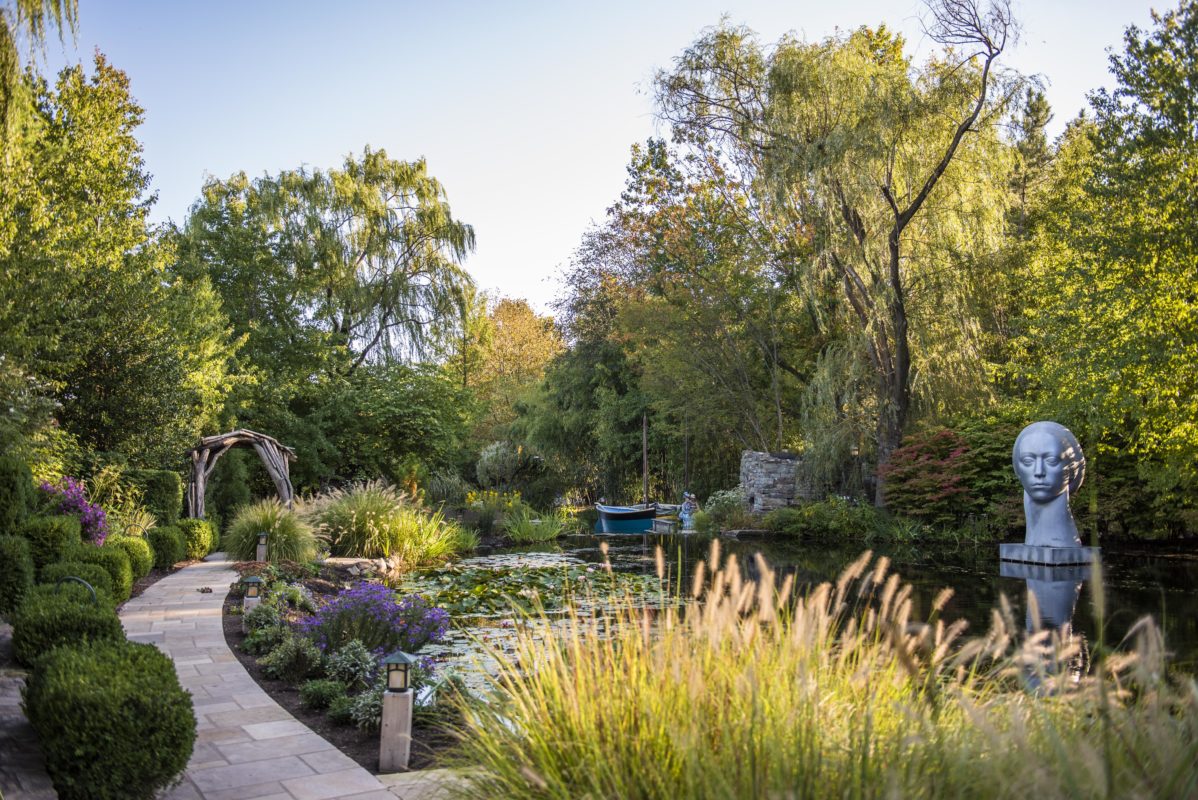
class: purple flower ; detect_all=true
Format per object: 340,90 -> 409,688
298,582 -> 449,654
39,477 -> 109,546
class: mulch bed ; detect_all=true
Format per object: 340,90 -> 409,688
220,572 -> 461,773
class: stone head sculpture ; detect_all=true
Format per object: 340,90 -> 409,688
1012,421 -> 1085,548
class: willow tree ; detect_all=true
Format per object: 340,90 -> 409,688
178,148 -> 476,376
658,0 -> 1019,504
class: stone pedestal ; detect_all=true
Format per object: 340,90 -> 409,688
241,595 -> 260,633
256,542 -> 267,562
999,543 -> 1097,566
379,690 -> 413,773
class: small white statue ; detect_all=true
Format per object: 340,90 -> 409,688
1012,421 -> 1086,548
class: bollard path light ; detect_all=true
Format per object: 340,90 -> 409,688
257,531 -> 268,546
242,575 -> 263,599
383,650 -> 417,692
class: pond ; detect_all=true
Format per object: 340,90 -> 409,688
491,531 -> 1198,672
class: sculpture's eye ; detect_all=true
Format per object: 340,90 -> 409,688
1020,456 -> 1034,465
1046,457 -> 1060,466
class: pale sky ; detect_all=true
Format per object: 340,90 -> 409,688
44,0 -> 1161,311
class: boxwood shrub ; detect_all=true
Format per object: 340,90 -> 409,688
23,581 -> 115,610
148,525 -> 185,570
105,535 -> 153,580
70,545 -> 133,602
21,515 -> 82,572
11,593 -> 124,666
0,454 -> 34,533
38,561 -> 116,603
124,469 -> 183,525
0,534 -> 34,616
24,639 -> 196,800
176,518 -> 215,560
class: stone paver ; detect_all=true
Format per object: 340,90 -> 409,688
0,656 -> 56,800
119,553 -> 442,800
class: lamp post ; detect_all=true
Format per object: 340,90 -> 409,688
241,575 -> 263,631
255,531 -> 268,563
379,650 -> 417,772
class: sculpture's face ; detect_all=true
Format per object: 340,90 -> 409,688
1014,428 -> 1070,503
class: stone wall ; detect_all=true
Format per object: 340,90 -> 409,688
739,450 -> 802,513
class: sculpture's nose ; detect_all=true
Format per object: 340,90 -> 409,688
1034,457 -> 1046,478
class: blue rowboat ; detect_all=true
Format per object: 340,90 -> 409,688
595,503 -> 657,534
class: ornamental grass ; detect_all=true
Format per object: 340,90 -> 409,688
225,499 -> 322,562
306,480 -> 477,565
452,544 -> 1198,800
502,505 -> 570,543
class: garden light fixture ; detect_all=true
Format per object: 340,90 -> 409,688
383,650 -> 416,693
242,575 -> 263,599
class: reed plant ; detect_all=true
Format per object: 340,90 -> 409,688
306,481 -> 477,565
225,499 -> 322,563
502,505 -> 570,543
452,544 -> 1198,799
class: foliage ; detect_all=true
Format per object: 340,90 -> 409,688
242,625 -> 289,656
0,533 -> 33,615
703,487 -> 746,525
1022,3 -> 1198,518
398,564 -> 660,617
70,544 -> 133,602
761,497 -> 886,540
124,469 -> 182,525
349,675 -> 388,731
11,591 -> 123,666
148,525 -> 185,570
423,470 -> 472,508
0,452 -> 33,532
38,477 -> 107,544
38,561 -> 115,602
326,639 -> 380,690
176,518 -> 216,560
297,583 -> 448,654
454,548 -> 1197,799
257,634 -> 325,683
23,639 -> 195,800
0,55 -> 235,463
105,535 -> 153,580
299,679 -> 347,711
225,499 -> 320,563
690,509 -> 715,535
879,429 -> 976,526
20,514 -> 80,572
327,694 -> 356,726
474,440 -> 561,507
502,504 -> 570,543
243,601 -> 283,633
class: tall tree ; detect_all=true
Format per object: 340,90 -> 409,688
657,0 -> 1020,504
0,0 -> 74,143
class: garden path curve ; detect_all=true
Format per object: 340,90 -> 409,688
120,553 -> 462,800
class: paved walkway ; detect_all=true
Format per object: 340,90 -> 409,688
117,553 -> 463,800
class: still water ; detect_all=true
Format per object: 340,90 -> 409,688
491,532 -> 1198,672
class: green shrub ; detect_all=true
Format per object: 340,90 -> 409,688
176,518 -> 216,560
21,515 -> 81,572
424,470 -> 472,508
0,535 -> 34,616
105,535 -> 153,580
24,639 -> 195,800
327,639 -> 379,689
38,561 -> 116,602
257,635 -> 325,683
242,624 -> 289,656
124,469 -> 183,525
762,497 -> 884,540
350,676 -> 386,731
0,454 -> 34,532
327,694 -> 355,725
148,525 -> 185,570
299,678 -> 347,711
243,601 -> 283,632
226,499 -> 320,562
703,487 -> 747,526
11,593 -> 124,666
23,581 -> 114,610
71,545 -> 133,602
692,509 -> 715,535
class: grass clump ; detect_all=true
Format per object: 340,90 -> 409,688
225,499 -> 321,563
502,504 -> 570,543
306,481 -> 476,565
453,545 -> 1198,799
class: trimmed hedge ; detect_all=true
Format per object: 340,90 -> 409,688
70,545 -> 133,602
125,469 -> 183,525
24,639 -> 196,800
39,561 -> 116,603
106,535 -> 153,579
23,581 -> 115,610
176,518 -> 215,560
21,515 -> 82,572
0,454 -> 34,533
0,535 -> 34,616
11,593 -> 124,666
148,525 -> 185,570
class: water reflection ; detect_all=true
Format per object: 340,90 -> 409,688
1000,561 -> 1091,689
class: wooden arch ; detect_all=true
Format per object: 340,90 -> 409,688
185,429 -> 297,519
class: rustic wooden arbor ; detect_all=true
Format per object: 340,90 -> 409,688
185,430 -> 297,519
